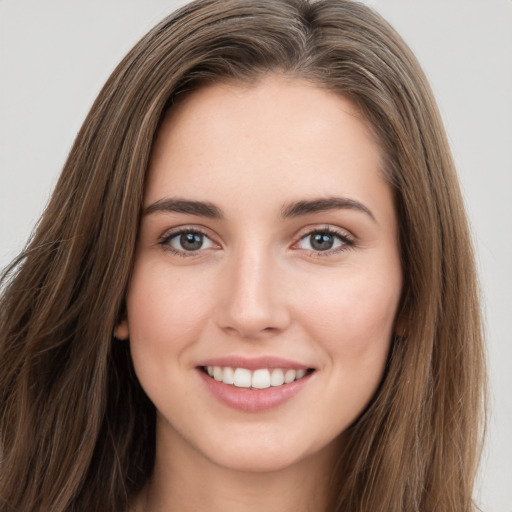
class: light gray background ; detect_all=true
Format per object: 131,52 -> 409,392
1,1 -> 511,510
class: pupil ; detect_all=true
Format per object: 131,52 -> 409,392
180,233 -> 203,251
311,233 -> 334,251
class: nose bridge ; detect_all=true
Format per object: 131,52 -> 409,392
216,241 -> 289,338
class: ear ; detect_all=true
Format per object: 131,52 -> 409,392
114,319 -> 130,340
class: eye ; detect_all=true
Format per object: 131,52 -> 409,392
295,228 -> 353,254
160,229 -> 216,255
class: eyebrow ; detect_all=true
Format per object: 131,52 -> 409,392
281,197 -> 376,222
144,196 -> 376,222
144,198 -> 224,218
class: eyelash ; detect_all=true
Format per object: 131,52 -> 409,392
158,228 -> 214,258
295,227 -> 355,257
158,226 -> 355,258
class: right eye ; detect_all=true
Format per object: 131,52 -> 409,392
160,229 -> 216,256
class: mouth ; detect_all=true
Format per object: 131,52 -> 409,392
200,366 -> 315,389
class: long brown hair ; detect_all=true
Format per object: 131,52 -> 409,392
0,1 -> 485,510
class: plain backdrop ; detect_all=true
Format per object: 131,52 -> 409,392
1,1 -> 511,510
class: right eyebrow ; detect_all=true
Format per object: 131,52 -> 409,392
143,197 -> 224,219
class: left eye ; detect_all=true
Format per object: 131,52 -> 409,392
296,231 -> 348,252
164,231 -> 216,252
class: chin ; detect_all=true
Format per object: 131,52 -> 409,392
192,424 -> 339,475
209,448 -> 300,474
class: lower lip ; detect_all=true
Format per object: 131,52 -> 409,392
198,369 -> 313,412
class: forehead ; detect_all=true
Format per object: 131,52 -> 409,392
145,75 -> 391,222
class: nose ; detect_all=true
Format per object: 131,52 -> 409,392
215,246 -> 291,339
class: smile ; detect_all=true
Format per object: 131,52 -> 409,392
197,360 -> 316,412
203,366 -> 311,389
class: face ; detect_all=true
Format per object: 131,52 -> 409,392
118,76 -> 402,474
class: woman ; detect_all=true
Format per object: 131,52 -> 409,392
0,0 -> 485,511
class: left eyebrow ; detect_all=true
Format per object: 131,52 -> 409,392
281,197 -> 376,223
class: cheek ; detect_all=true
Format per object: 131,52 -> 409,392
301,266 -> 401,362
125,263 -> 218,383
301,269 -> 401,427
127,262 -> 212,339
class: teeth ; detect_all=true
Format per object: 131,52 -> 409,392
205,366 -> 309,388
252,369 -> 271,389
213,366 -> 223,381
233,368 -> 252,388
270,368 -> 284,386
222,366 -> 234,385
284,369 -> 296,383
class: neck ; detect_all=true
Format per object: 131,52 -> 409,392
137,424 -> 341,512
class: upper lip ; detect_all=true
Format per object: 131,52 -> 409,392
195,356 -> 312,371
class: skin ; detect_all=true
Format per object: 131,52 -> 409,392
118,75 -> 403,512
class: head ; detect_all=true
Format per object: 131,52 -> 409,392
0,1 -> 484,511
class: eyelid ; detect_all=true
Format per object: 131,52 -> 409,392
293,224 -> 355,241
158,225 -> 221,256
156,223 -> 355,258
291,225 -> 356,255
